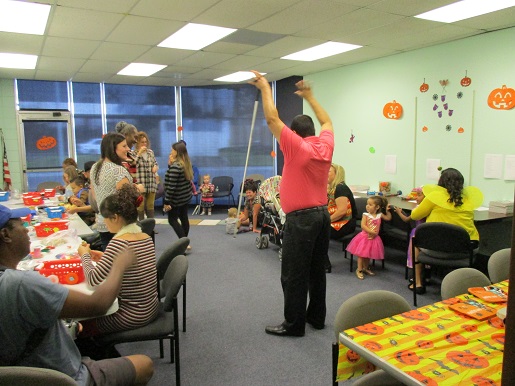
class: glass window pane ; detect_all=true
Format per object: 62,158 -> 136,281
104,84 -> 176,179
17,79 -> 68,110
72,82 -> 103,168
182,84 -> 274,203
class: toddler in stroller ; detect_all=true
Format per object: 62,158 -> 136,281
255,176 -> 284,259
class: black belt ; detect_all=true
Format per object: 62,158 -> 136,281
286,205 -> 327,217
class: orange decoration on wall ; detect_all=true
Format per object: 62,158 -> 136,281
383,100 -> 403,119
419,78 -> 429,93
422,126 -> 428,132
487,85 -> 515,110
177,126 -> 183,131
270,150 -> 276,158
36,136 -> 57,150
458,127 -> 464,133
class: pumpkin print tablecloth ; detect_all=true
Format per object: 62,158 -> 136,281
337,281 -> 508,385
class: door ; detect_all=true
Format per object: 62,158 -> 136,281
17,111 -> 74,192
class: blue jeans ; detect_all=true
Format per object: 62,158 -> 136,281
281,206 -> 330,333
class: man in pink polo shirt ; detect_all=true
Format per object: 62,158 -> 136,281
250,71 -> 334,337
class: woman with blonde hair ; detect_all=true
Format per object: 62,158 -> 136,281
163,141 -> 193,241
325,163 -> 357,272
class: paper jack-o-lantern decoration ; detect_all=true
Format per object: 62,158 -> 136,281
406,372 -> 438,386
383,100 -> 403,119
446,351 -> 489,369
487,85 -> 515,110
36,136 -> 57,150
461,71 -> 472,87
420,78 -> 429,93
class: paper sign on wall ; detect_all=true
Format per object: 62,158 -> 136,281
484,154 -> 503,179
426,159 -> 441,180
505,155 -> 515,180
384,155 -> 397,174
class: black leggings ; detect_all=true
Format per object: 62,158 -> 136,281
167,204 -> 190,238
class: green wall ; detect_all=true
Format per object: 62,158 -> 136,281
306,27 -> 515,205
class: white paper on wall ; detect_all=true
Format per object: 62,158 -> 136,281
504,155 -> 515,180
484,154 -> 503,179
384,155 -> 397,174
426,159 -> 441,180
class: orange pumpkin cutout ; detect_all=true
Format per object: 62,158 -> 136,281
383,100 -> 403,119
36,136 -> 57,151
422,126 -> 428,132
491,333 -> 505,345
346,350 -> 360,363
471,375 -> 498,386
462,324 -> 477,332
401,310 -> 430,321
420,82 -> 429,93
354,323 -> 384,335
487,85 -> 515,110
412,325 -> 432,334
445,332 -> 468,346
446,351 -> 489,369
488,317 -> 505,329
363,341 -> 382,351
395,350 -> 420,365
416,340 -> 434,349
458,127 -> 464,133
406,372 -> 438,386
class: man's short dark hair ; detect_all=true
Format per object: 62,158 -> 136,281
84,161 -> 95,172
291,114 -> 315,138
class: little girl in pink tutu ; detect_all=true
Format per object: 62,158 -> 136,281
346,195 -> 392,280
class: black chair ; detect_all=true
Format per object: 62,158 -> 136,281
98,255 -> 188,386
0,366 -> 76,385
212,176 -> 235,208
157,237 -> 190,332
412,222 -> 477,306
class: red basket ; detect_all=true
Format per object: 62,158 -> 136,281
34,220 -> 69,237
41,188 -> 56,198
23,195 -> 44,205
37,258 -> 84,285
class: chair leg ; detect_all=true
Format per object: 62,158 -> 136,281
332,342 -> 339,386
349,254 -> 354,272
182,279 -> 187,332
159,338 -> 164,359
413,264 -> 418,307
173,301 -> 181,386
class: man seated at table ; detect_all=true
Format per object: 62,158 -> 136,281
0,204 -> 154,386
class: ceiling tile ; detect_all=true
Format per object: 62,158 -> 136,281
80,59 -> 127,73
135,47 -> 195,65
130,0 -> 220,21
367,0 -> 456,17
90,42 -> 150,62
0,32 -> 44,55
174,51 -> 236,68
204,41 -> 258,55
106,15 -> 184,45
247,36 -> 325,58
48,6 -> 124,40
56,0 -> 139,13
37,56 -> 86,73
42,37 -> 99,59
210,55 -> 271,72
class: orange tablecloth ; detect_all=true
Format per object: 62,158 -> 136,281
337,281 -> 508,385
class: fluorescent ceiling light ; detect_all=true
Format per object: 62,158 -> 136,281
0,53 -> 37,69
158,23 -> 237,50
0,0 -> 51,35
415,0 -> 515,23
281,42 -> 362,61
118,63 -> 167,77
214,71 -> 266,83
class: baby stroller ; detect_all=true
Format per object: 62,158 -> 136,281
255,176 -> 284,259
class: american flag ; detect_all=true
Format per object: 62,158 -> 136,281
2,133 -> 11,191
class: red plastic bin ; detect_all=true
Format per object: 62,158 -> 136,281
23,195 -> 44,206
37,258 -> 84,285
42,188 -> 56,198
34,220 -> 69,237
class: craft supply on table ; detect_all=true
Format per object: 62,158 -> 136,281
449,299 -> 497,320
469,286 -> 508,303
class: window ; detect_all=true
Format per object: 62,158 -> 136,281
17,79 -> 68,110
182,84 -> 274,202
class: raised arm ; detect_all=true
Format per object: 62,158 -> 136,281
249,70 -> 285,142
294,80 -> 333,134
59,248 -> 136,318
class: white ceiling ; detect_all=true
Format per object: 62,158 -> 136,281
1,0 -> 515,86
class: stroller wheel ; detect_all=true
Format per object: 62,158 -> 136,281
256,236 -> 268,249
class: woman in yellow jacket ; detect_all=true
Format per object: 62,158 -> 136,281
410,168 -> 483,293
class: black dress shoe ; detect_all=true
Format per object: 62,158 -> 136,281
325,264 -> 332,273
306,319 -> 325,330
265,324 -> 304,337
408,285 -> 426,295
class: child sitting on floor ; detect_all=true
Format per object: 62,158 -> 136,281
225,207 -> 240,234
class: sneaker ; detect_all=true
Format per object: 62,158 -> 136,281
356,269 -> 364,280
199,212 -> 205,215
208,212 -> 212,216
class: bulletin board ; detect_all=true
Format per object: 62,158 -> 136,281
414,80 -> 474,184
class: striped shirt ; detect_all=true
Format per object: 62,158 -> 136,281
80,237 -> 159,334
164,161 -> 192,206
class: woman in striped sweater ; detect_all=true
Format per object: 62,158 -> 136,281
163,141 -> 193,241
78,184 -> 159,337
